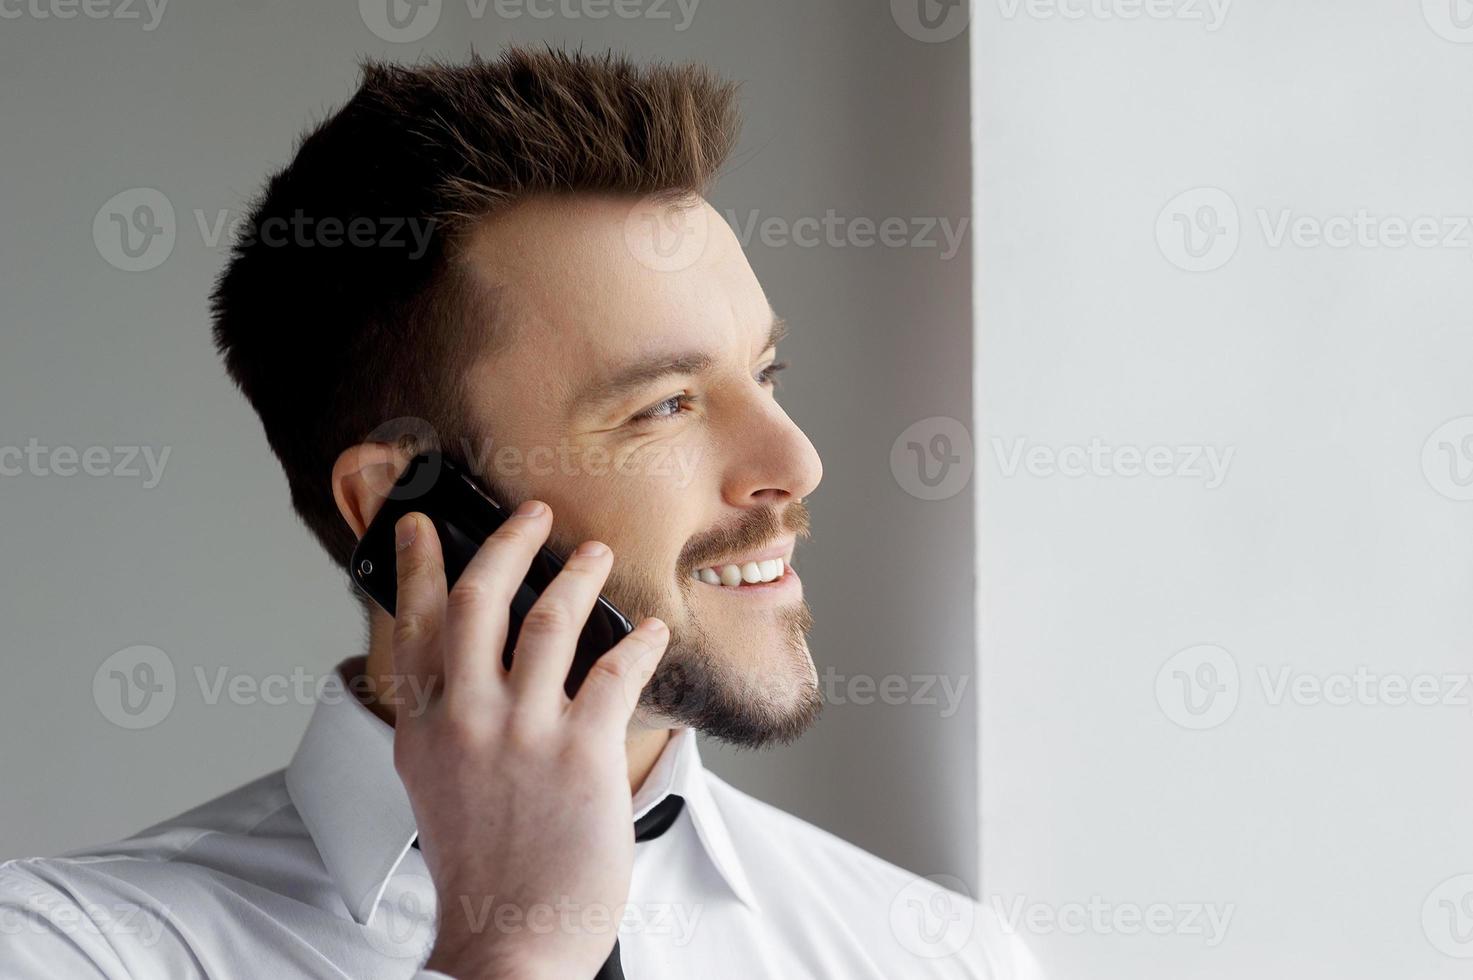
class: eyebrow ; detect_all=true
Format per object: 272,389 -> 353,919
571,313 -> 788,416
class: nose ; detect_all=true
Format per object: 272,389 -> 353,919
721,397 -> 823,508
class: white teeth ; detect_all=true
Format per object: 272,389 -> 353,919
695,556 -> 787,587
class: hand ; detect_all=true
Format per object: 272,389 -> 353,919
387,500 -> 669,980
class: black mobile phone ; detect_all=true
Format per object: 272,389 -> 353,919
350,452 -> 634,697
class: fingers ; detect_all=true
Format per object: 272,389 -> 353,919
569,618 -> 670,735
505,540 -> 615,706
392,513 -> 447,701
440,500 -> 553,701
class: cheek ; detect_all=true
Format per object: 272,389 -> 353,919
525,463 -> 704,580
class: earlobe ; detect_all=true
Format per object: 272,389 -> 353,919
331,442 -> 409,540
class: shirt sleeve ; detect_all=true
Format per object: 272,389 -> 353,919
0,860 -> 128,979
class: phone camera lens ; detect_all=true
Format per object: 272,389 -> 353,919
358,559 -> 374,577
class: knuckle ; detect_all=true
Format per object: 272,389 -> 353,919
500,706 -> 545,750
393,609 -> 437,647
519,601 -> 573,636
586,651 -> 634,687
445,578 -> 499,613
442,711 -> 493,750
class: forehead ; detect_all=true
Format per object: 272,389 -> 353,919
458,194 -> 771,391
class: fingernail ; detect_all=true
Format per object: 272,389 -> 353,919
574,541 -> 608,558
639,618 -> 668,636
395,515 -> 418,551
514,500 -> 546,518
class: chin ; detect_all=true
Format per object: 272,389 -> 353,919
638,601 -> 821,748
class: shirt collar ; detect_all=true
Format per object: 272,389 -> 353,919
285,658 -> 760,926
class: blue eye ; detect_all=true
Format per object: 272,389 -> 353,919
628,362 -> 787,425
631,394 -> 690,423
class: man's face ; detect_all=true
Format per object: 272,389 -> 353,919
454,193 -> 825,746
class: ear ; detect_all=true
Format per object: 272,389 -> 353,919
332,442 -> 412,541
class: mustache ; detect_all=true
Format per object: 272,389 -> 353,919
676,500 -> 811,574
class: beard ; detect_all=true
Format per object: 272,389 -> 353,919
592,500 -> 823,749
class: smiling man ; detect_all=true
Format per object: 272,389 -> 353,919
0,49 -> 1037,979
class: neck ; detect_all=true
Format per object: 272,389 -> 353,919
360,608 -> 673,794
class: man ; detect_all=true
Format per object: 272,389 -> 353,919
0,49 -> 1037,978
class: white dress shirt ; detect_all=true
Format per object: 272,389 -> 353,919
0,659 -> 1040,979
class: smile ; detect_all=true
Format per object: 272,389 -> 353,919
688,538 -> 795,589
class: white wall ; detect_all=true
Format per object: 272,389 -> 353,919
976,0 -> 1473,976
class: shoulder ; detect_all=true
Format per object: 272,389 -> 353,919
702,771 -> 1045,979
1,769 -> 313,925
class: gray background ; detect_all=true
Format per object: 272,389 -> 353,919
0,0 -> 977,906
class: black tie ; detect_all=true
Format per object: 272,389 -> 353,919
410,794 -> 687,980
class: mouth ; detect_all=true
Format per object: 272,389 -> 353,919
687,537 -> 797,592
